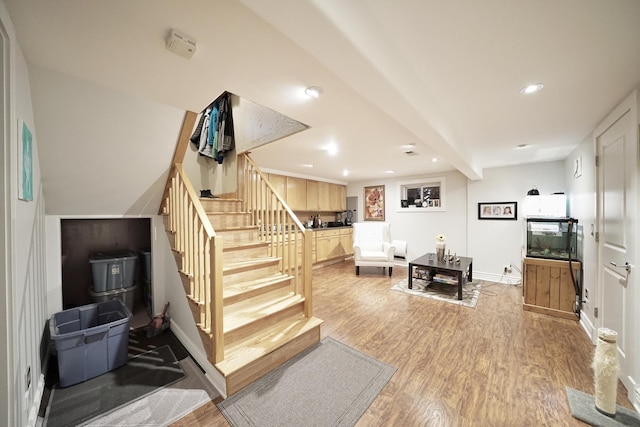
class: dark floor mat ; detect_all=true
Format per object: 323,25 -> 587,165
44,345 -> 184,427
128,327 -> 190,360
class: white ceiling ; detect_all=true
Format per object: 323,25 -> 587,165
5,0 -> 640,183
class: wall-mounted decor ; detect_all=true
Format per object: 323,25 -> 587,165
364,185 -> 385,221
478,202 -> 517,220
18,119 -> 33,201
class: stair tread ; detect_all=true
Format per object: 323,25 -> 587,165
199,197 -> 242,201
216,315 -> 323,376
217,225 -> 259,231
224,292 -> 304,332
207,211 -> 250,215
223,274 -> 291,299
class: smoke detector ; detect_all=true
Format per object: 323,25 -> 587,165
166,30 -> 197,59
404,150 -> 418,156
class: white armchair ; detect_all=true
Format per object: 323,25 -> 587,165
352,222 -> 396,276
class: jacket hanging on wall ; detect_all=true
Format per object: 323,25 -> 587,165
189,92 -> 235,163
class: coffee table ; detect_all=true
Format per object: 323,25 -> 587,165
408,253 -> 473,300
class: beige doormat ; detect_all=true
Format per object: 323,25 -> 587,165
391,278 -> 481,308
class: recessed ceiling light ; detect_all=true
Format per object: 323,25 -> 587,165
326,142 -> 338,156
431,157 -> 438,162
302,163 -> 314,168
343,170 -> 349,176
305,86 -> 323,98
520,83 -> 544,95
384,170 -> 396,174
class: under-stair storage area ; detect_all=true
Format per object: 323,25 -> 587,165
61,218 -> 153,329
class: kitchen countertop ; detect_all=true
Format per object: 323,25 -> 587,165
306,225 -> 352,231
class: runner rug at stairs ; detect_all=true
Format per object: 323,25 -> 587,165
391,278 -> 481,308
218,337 -> 397,427
44,345 -> 185,426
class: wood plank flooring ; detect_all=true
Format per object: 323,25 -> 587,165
172,260 -> 634,426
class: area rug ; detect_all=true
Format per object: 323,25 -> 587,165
391,278 -> 481,308
566,387 -> 640,427
45,346 -> 185,426
85,356 -> 217,426
217,337 -> 396,427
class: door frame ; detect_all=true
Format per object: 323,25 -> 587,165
593,89 -> 639,406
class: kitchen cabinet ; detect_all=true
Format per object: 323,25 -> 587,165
315,229 -> 341,262
330,183 -> 346,211
522,256 -> 580,320
340,228 -> 353,256
313,228 -> 352,263
317,182 -> 331,211
287,177 -> 307,211
268,174 -> 287,200
306,180 -> 319,211
264,174 -> 346,213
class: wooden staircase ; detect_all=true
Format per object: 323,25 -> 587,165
160,115 -> 322,397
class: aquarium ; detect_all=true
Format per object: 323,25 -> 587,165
526,218 -> 580,261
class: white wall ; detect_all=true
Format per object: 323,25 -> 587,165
1,1 -> 49,424
564,134 -> 597,338
347,161 -> 566,283
468,161 -> 566,282
347,170 -> 468,263
28,65 -> 185,216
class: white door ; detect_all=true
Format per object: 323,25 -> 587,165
596,92 -> 637,396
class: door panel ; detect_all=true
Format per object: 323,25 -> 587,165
597,104 -> 636,394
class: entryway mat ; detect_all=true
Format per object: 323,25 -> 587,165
566,387 -> 640,427
44,345 -> 184,426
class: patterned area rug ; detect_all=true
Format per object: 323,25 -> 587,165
391,278 -> 481,308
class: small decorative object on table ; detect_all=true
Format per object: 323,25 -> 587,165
436,234 -> 446,261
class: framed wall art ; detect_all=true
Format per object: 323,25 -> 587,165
18,119 -> 33,202
364,185 -> 385,221
478,202 -> 517,220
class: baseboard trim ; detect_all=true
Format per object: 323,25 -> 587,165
29,374 -> 46,426
473,271 -> 521,286
169,321 -> 227,398
579,312 -> 596,344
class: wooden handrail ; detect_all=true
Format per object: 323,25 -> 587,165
237,153 -> 313,317
161,163 -> 224,363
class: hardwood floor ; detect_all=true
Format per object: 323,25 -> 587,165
172,260 -> 634,426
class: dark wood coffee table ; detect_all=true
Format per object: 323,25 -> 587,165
408,253 -> 473,300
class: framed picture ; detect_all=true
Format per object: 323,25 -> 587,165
18,119 -> 33,202
364,185 -> 385,221
478,202 -> 517,220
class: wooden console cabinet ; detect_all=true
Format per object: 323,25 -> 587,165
522,256 -> 581,320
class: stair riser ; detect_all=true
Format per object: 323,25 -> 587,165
223,246 -> 269,263
172,251 -> 182,271
166,231 -> 176,248
180,273 -> 190,295
187,297 -> 205,326
208,213 -> 252,229
200,199 -> 242,212
223,278 -> 292,306
224,301 -> 305,347
223,263 -> 280,286
218,228 -> 260,243
224,324 -> 321,396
